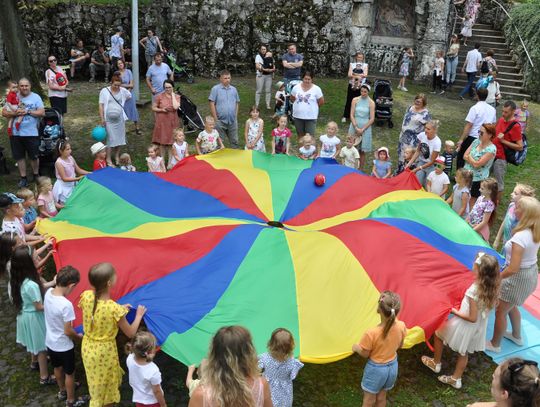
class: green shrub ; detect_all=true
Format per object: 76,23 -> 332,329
505,0 -> 540,100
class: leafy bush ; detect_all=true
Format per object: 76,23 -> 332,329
504,0 -> 540,100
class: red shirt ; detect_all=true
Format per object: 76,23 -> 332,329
493,117 -> 522,160
93,159 -> 107,171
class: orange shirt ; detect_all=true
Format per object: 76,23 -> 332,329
358,320 -> 407,363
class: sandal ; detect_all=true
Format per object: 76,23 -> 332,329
438,375 -> 462,389
40,375 -> 57,385
421,355 -> 441,373
58,382 -> 82,400
135,128 -> 142,135
67,394 -> 91,407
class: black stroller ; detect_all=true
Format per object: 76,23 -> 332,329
177,93 -> 204,134
38,108 -> 66,176
373,79 -> 394,128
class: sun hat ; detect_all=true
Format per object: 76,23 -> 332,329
90,142 -> 107,156
276,81 -> 284,89
376,146 -> 389,158
0,193 -> 24,209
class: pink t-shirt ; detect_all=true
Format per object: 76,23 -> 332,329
272,127 -> 291,154
55,156 -> 76,180
37,191 -> 58,217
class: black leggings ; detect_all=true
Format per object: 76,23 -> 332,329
432,71 -> 443,91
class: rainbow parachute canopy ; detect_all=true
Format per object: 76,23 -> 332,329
39,149 -> 499,364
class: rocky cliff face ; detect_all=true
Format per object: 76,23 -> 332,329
0,0 -> 453,80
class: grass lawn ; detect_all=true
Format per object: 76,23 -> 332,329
0,75 -> 539,406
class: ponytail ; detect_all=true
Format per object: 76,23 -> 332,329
378,291 -> 402,338
87,263 -> 116,331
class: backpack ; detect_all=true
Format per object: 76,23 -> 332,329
503,122 -> 527,166
480,59 -> 489,74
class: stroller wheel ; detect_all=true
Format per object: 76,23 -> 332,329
388,120 -> 394,129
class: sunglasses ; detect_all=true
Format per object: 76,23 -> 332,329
48,58 -> 56,62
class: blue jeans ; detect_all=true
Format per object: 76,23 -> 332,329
459,72 -> 477,97
446,57 -> 458,84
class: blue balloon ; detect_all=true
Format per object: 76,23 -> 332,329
91,126 -> 107,142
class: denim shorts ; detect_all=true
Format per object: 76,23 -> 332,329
361,357 -> 398,394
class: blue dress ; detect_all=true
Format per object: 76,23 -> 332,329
348,96 -> 372,152
121,69 -> 139,122
258,352 -> 304,407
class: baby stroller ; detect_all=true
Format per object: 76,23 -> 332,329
166,51 -> 194,84
177,92 -> 204,134
284,79 -> 302,122
38,107 -> 66,176
373,79 -> 394,128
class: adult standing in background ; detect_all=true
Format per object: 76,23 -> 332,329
1,78 -> 45,187
255,45 -> 275,110
145,52 -> 173,101
492,101 -> 523,203
459,43 -> 482,100
139,28 -> 164,69
99,72 -> 132,166
152,79 -> 180,163
396,94 -> 431,173
445,35 -> 460,89
405,119 -> 442,187
209,70 -> 240,148
69,39 -> 90,79
349,84 -> 374,169
281,43 -> 303,85
342,51 -> 368,123
456,87 -> 496,169
290,71 -> 324,139
110,26 -> 125,69
116,59 -> 141,135
45,55 -> 69,116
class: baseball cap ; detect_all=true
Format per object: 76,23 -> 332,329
0,193 -> 24,209
435,156 -> 445,165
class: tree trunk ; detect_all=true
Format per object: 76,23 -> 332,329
0,0 -> 44,98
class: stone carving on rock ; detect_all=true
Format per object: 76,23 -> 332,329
373,0 -> 415,38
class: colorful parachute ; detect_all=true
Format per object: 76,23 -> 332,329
39,149 -> 500,365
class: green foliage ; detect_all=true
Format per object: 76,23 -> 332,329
505,0 -> 540,100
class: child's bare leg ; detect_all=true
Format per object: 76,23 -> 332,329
362,391 -> 377,407
452,353 -> 468,380
375,390 -> 388,407
433,335 -> 444,364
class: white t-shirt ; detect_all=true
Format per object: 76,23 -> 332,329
465,101 -> 497,139
299,145 -> 316,159
291,84 -> 323,120
46,67 -> 68,98
433,57 -> 445,75
319,134 -> 340,158
504,229 -> 540,268
427,171 -> 450,197
416,132 -> 441,165
486,81 -> 500,105
127,353 -> 162,404
340,146 -> 360,168
255,54 -> 264,76
465,49 -> 482,73
1,217 -> 25,242
110,34 -> 124,58
44,288 -> 75,352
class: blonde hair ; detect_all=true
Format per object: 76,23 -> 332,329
205,115 -> 215,124
327,121 -> 338,129
426,119 -> 440,131
378,291 -> 401,338
302,134 -> 314,145
456,168 -> 472,187
126,331 -> 156,362
520,99 -> 529,108
88,263 -> 116,331
16,188 -> 34,201
515,183 -> 536,198
513,196 -> 540,243
404,146 -> 415,157
119,153 -> 131,166
203,326 -> 259,407
445,140 -> 455,148
474,253 -> 500,311
267,328 -> 295,362
36,176 -> 52,195
148,144 -> 161,156
173,127 -> 185,138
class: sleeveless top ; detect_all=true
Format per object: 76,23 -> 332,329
55,156 -> 76,181
145,36 -> 158,56
202,377 -> 264,407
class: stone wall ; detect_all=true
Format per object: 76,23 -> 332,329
0,0 -> 453,81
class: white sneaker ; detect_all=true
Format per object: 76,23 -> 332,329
402,87 -> 408,92
341,117 -> 347,123
504,331 -> 524,346
485,340 -> 501,353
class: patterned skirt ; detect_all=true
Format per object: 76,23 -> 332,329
500,264 -> 538,306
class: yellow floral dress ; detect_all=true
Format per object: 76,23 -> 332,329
78,290 -> 128,407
